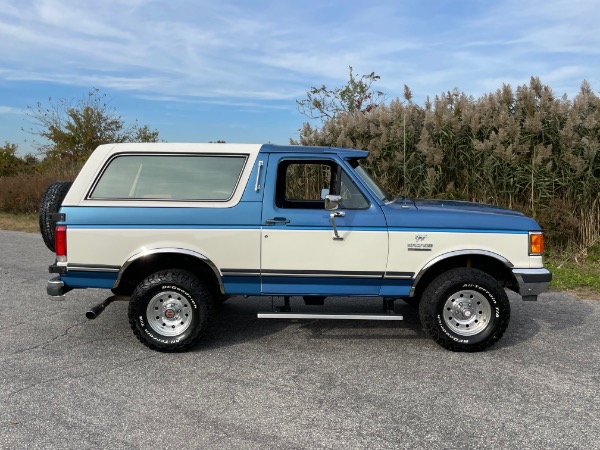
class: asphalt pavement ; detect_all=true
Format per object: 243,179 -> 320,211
0,229 -> 599,449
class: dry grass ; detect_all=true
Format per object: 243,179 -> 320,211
0,213 -> 39,233
0,164 -> 79,214
0,173 -> 60,214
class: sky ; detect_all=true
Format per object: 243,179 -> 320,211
1,0 -> 598,155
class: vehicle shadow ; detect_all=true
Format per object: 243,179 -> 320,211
199,296 -> 428,352
199,292 -> 597,353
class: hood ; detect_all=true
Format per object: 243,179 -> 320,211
383,198 -> 540,231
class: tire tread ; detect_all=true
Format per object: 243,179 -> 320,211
128,269 -> 214,352
419,268 -> 510,352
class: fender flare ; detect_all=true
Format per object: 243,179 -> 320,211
113,247 -> 224,293
410,249 -> 514,297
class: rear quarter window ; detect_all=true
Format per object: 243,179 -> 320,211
89,154 -> 247,201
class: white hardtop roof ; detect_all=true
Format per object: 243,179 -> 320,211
96,142 -> 263,154
63,143 -> 264,207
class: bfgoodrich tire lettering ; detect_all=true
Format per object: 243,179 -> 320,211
419,268 -> 510,352
128,270 -> 214,352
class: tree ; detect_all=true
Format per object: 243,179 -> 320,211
133,124 -> 161,143
296,66 -> 385,122
25,88 -> 160,163
0,142 -> 38,177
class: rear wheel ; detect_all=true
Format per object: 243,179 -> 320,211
419,268 -> 510,352
128,270 -> 214,352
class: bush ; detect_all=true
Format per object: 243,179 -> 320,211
0,164 -> 81,214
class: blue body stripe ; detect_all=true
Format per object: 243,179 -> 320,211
262,276 -> 381,296
222,276 -> 262,295
60,205 -> 535,234
68,225 -> 258,230
260,277 -> 412,297
380,279 -> 413,297
386,228 -> 528,234
60,273 -> 414,297
61,271 -> 118,289
65,223 -> 528,234
60,203 -> 262,226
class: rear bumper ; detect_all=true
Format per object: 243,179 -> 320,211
512,268 -> 552,301
47,276 -> 72,298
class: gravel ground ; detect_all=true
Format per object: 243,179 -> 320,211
0,230 -> 599,449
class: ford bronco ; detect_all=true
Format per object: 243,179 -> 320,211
42,143 -> 551,352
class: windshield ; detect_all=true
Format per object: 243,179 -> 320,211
349,161 -> 395,203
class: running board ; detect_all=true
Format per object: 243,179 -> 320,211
257,312 -> 403,321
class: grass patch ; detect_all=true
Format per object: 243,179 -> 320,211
546,245 -> 600,299
0,213 -> 39,233
0,212 -> 598,297
546,263 -> 600,292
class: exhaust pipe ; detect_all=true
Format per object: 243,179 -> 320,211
86,295 -> 119,320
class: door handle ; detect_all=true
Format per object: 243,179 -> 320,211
265,217 -> 290,225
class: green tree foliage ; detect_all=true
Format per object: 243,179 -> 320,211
25,88 -> 160,164
0,142 -> 38,177
133,124 -> 161,144
296,66 -> 385,122
296,77 -> 600,253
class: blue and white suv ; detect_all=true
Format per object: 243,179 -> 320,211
42,143 -> 551,352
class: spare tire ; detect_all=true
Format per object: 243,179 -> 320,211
39,181 -> 72,252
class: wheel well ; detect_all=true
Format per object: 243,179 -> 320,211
112,252 -> 222,296
412,254 -> 516,299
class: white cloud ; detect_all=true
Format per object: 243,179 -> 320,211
0,0 -> 597,106
0,106 -> 26,115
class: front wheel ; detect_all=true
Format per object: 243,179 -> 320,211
419,268 -> 510,352
128,270 -> 214,352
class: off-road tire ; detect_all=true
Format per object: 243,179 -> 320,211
128,269 -> 214,352
39,181 -> 72,252
419,268 -> 510,352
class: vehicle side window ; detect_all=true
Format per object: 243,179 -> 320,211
339,169 -> 370,209
89,154 -> 247,201
275,160 -> 368,209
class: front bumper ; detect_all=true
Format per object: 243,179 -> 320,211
512,268 -> 552,301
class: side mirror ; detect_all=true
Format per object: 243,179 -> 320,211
324,194 -> 342,211
320,188 -> 330,200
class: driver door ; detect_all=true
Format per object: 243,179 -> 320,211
260,154 -> 388,296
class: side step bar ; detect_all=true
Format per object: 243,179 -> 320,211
257,312 -> 403,321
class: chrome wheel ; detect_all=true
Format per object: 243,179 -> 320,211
146,290 -> 192,337
442,289 -> 491,336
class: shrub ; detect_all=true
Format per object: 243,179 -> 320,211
0,163 -> 81,214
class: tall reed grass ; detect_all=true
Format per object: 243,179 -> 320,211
294,78 -> 600,253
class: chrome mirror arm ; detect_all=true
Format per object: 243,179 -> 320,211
324,194 -> 345,240
330,211 -> 345,240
